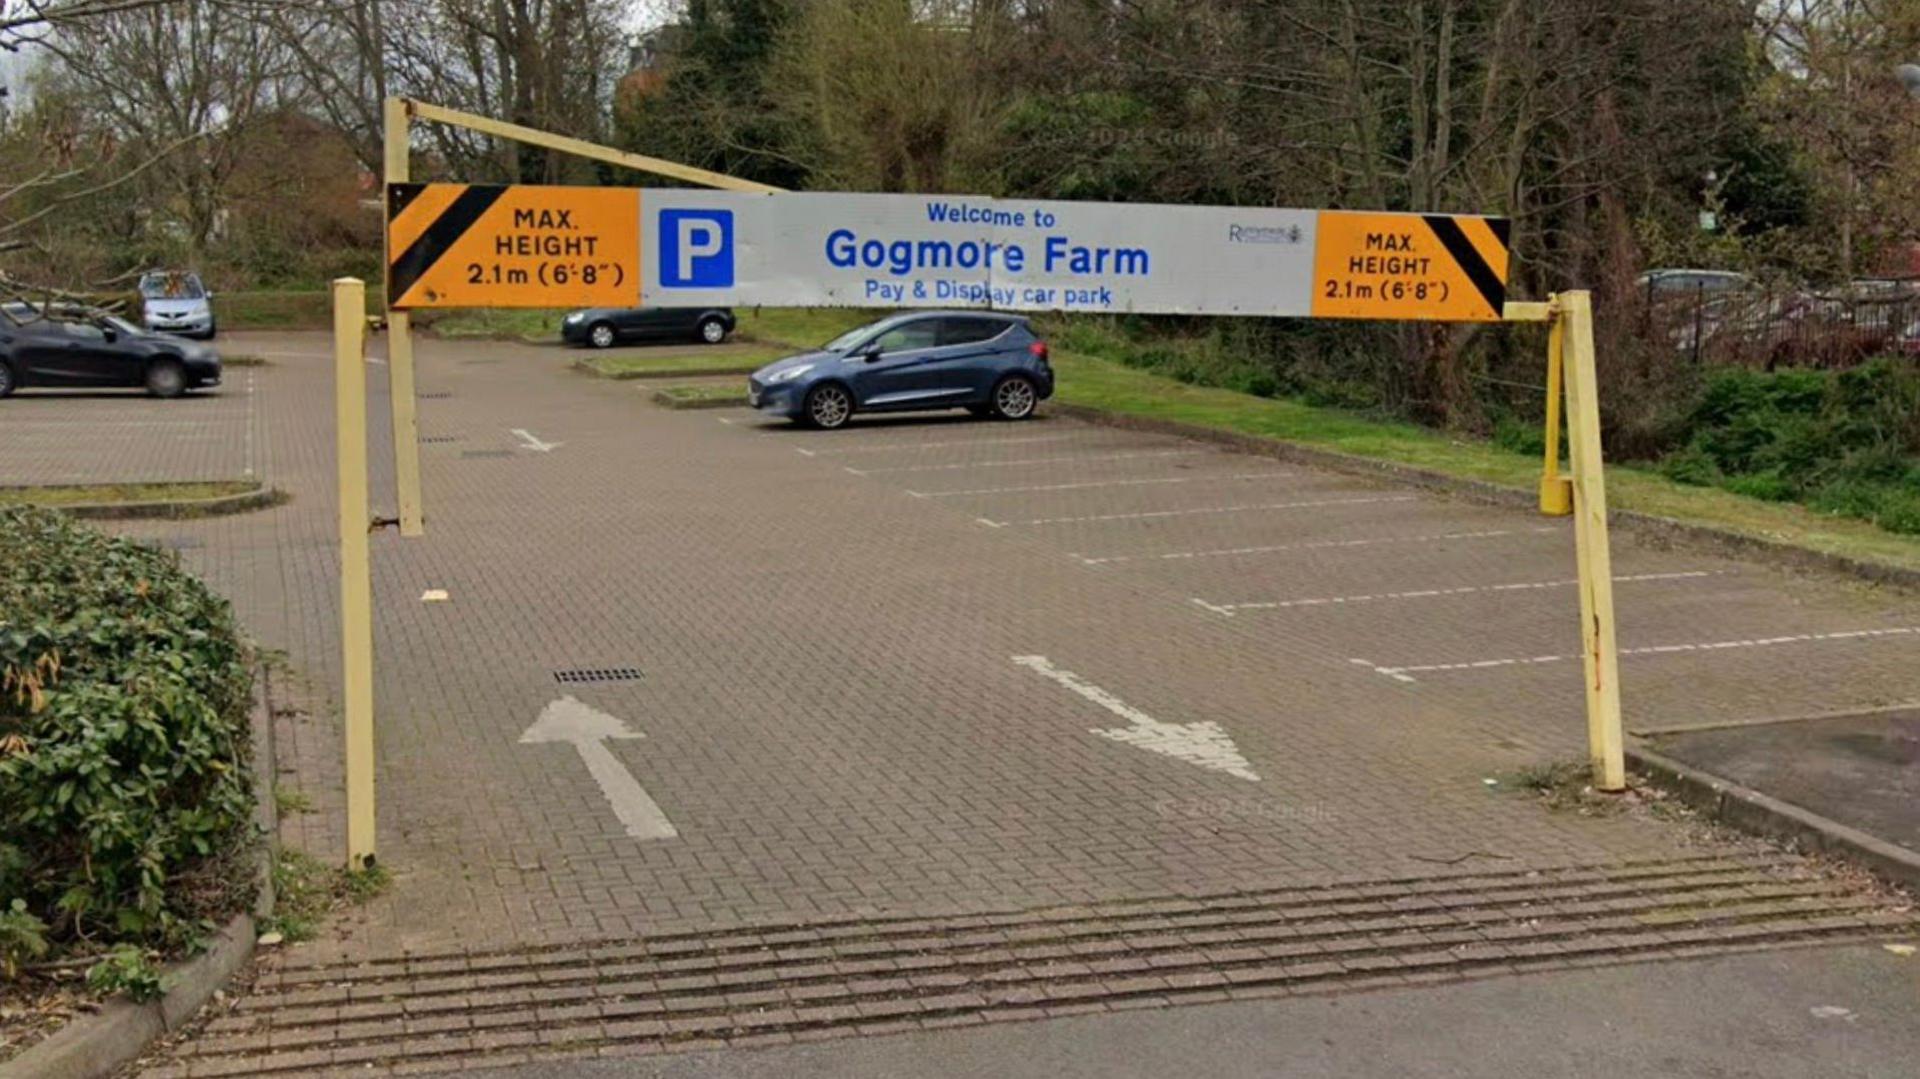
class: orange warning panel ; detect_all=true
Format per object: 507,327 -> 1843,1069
1310,211 -> 1512,322
386,184 -> 640,309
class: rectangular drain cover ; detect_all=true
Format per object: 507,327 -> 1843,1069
460,449 -> 512,459
422,436 -> 461,444
419,391 -> 453,399
552,667 -> 644,685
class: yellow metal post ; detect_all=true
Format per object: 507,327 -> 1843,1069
1539,303 -> 1573,516
384,98 -> 426,537
334,277 -> 379,869
1558,291 -> 1626,791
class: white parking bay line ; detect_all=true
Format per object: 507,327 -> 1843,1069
1352,625 -> 1920,684
1195,571 -> 1715,615
1011,494 -> 1417,527
848,449 -> 1201,476
908,471 -> 1291,499
1077,526 -> 1560,566
808,433 -> 1082,456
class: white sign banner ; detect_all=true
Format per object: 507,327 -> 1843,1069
638,190 -> 1321,317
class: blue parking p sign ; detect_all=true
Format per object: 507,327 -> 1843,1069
659,209 -> 733,288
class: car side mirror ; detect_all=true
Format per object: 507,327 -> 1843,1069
861,346 -> 884,362
100,326 -> 118,342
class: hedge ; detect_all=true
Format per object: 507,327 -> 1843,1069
0,507 -> 256,955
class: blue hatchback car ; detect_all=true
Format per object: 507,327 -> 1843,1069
748,310 -> 1053,429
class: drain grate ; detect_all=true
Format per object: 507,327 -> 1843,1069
419,391 -> 453,400
421,435 -> 461,444
460,449 -> 512,459
552,666 -> 644,686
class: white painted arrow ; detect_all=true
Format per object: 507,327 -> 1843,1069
519,696 -> 678,839
1012,655 -> 1259,782
511,428 -> 562,452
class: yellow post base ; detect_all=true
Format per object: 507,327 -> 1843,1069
1538,476 -> 1573,517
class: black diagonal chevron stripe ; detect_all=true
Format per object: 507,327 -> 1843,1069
388,185 -> 509,306
387,182 -> 426,221
1421,215 -> 1507,316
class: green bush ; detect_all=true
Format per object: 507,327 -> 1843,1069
85,945 -> 169,1002
0,507 -> 256,956
0,898 -> 49,978
1656,360 -> 1920,535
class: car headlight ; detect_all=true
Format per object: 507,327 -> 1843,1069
563,312 -> 583,324
769,364 -> 814,383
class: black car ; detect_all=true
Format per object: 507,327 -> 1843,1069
560,307 -> 735,349
0,305 -> 222,398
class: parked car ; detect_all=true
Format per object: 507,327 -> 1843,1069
747,310 -> 1053,429
1635,268 -> 1753,297
0,304 -> 221,398
138,270 -> 217,339
561,306 -> 734,348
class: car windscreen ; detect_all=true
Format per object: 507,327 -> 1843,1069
822,322 -> 880,353
140,274 -> 207,300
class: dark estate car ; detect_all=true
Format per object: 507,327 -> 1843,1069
748,310 -> 1053,429
561,306 -> 735,348
0,305 -> 222,398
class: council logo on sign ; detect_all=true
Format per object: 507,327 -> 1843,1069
659,209 -> 734,288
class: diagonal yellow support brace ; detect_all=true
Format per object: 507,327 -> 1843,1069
401,99 -> 787,194
1557,291 -> 1626,791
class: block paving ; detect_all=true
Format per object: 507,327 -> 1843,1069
6,330 -> 1915,1073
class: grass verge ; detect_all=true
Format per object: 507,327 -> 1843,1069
651,383 -> 749,409
424,305 -> 873,349
213,291 -> 359,331
1049,349 -> 1920,575
0,480 -> 261,508
736,307 -> 871,350
577,347 -> 784,380
261,850 -> 391,944
427,307 -> 563,342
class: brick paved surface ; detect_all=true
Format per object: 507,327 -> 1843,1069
10,330 -> 1917,1072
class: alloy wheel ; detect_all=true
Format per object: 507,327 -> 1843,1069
808,385 -> 852,429
994,377 -> 1036,419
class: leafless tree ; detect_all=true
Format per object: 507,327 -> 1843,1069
35,0 -> 304,256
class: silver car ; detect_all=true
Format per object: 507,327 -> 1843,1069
139,271 -> 216,339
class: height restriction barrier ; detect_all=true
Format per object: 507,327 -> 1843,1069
329,99 -> 1621,870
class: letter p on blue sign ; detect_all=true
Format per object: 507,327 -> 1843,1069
660,209 -> 733,288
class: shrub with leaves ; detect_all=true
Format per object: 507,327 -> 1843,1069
84,945 -> 168,1002
0,507 -> 256,957
0,898 -> 49,979
1658,359 -> 1920,535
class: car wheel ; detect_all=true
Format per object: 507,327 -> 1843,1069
0,361 -> 16,398
588,322 -> 617,349
697,316 -> 728,345
989,375 -> 1038,420
803,383 -> 854,430
145,359 -> 187,398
